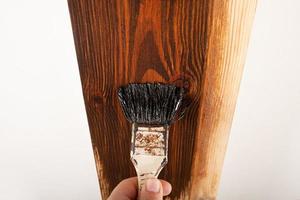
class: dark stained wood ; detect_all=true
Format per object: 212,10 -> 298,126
67,0 -> 257,199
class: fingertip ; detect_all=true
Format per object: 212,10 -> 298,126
140,179 -> 163,200
160,179 -> 172,196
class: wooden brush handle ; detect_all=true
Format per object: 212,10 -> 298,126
137,172 -> 157,191
135,164 -> 162,199
130,123 -> 168,194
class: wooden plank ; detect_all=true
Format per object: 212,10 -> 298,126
67,0 -> 257,199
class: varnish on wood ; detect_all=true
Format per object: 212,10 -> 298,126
67,0 -> 257,199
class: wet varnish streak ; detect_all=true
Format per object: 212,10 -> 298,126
67,0 -> 257,199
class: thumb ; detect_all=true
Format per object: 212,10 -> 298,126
139,179 -> 163,200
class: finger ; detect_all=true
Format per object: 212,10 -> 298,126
160,180 -> 172,196
108,177 -> 138,200
139,179 -> 163,200
107,177 -> 172,200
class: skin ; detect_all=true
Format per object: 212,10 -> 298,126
108,177 -> 172,200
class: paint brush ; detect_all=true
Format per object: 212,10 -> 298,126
117,82 -> 186,192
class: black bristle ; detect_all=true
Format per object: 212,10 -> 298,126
117,83 -> 186,125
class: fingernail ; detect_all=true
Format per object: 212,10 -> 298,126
145,179 -> 160,193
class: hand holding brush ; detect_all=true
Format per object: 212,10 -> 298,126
108,177 -> 172,200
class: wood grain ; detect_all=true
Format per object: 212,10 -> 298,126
67,0 -> 257,199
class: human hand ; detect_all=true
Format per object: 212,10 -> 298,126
108,177 -> 172,200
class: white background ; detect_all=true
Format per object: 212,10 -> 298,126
0,0 -> 299,200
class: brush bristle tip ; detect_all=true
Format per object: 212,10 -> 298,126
117,83 -> 186,125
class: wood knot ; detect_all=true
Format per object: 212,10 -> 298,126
93,96 -> 103,105
170,74 -> 199,106
91,89 -> 114,106
170,75 -> 191,93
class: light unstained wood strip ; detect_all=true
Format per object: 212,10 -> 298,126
189,0 -> 257,199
